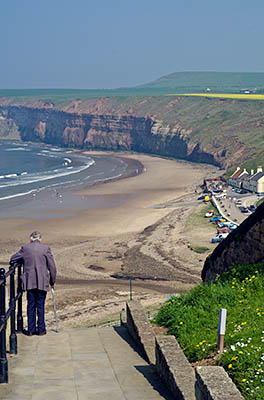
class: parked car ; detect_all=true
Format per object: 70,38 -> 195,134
229,223 -> 238,230
211,232 -> 229,243
248,205 -> 256,212
239,206 -> 249,213
210,217 -> 222,222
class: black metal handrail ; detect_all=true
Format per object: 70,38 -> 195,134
0,263 -> 23,383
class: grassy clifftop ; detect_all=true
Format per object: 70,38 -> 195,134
60,94 -> 264,170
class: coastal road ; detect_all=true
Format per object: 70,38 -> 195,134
215,192 -> 258,225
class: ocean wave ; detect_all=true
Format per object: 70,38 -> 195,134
37,152 -> 59,158
0,159 -> 95,189
5,147 -> 30,151
0,189 -> 38,201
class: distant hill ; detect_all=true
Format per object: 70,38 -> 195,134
137,71 -> 264,94
1,72 -> 264,103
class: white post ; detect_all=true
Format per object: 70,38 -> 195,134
218,308 -> 227,352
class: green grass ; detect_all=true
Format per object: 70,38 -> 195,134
256,198 -> 264,207
138,71 -> 264,94
186,203 -> 218,231
190,245 -> 210,254
153,264 -> 264,399
2,72 -> 264,103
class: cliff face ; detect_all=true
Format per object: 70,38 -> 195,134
0,106 -> 219,166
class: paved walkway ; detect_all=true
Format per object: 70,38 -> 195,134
0,326 -> 173,400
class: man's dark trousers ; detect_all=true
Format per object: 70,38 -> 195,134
27,289 -> 47,333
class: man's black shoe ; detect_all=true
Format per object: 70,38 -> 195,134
23,329 -> 37,336
38,330 -> 47,336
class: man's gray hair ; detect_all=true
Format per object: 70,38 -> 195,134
30,231 -> 42,241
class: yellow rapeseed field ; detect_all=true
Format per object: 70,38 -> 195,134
168,93 -> 264,101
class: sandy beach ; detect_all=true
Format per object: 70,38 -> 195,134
0,152 -> 219,329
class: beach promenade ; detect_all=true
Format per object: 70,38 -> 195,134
0,326 -> 173,400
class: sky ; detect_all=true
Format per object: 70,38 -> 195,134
1,0 -> 264,89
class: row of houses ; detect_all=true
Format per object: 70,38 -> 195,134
228,166 -> 264,195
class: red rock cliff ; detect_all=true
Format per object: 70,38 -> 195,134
0,106 -> 219,166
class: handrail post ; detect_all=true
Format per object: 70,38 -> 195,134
0,268 -> 8,383
16,264 -> 23,333
9,265 -> 17,354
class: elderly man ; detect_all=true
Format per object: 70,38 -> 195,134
10,231 -> 57,336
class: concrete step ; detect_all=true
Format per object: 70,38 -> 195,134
0,326 -> 173,400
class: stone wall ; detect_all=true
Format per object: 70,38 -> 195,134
125,300 -> 244,400
195,366 -> 244,400
156,335 -> 195,400
202,200 -> 264,281
126,300 -> 155,364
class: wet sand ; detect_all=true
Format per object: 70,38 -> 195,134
0,152 -> 219,328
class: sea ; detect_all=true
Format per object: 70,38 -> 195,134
0,141 -> 131,219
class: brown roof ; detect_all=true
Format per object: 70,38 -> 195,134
231,170 -> 245,179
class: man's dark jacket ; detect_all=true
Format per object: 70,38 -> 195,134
10,241 -> 56,291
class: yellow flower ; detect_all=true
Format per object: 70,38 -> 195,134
232,286 -> 235,289
241,322 -> 247,325
242,378 -> 247,382
232,356 -> 238,361
179,321 -> 183,325
238,351 -> 243,354
228,364 -> 232,369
